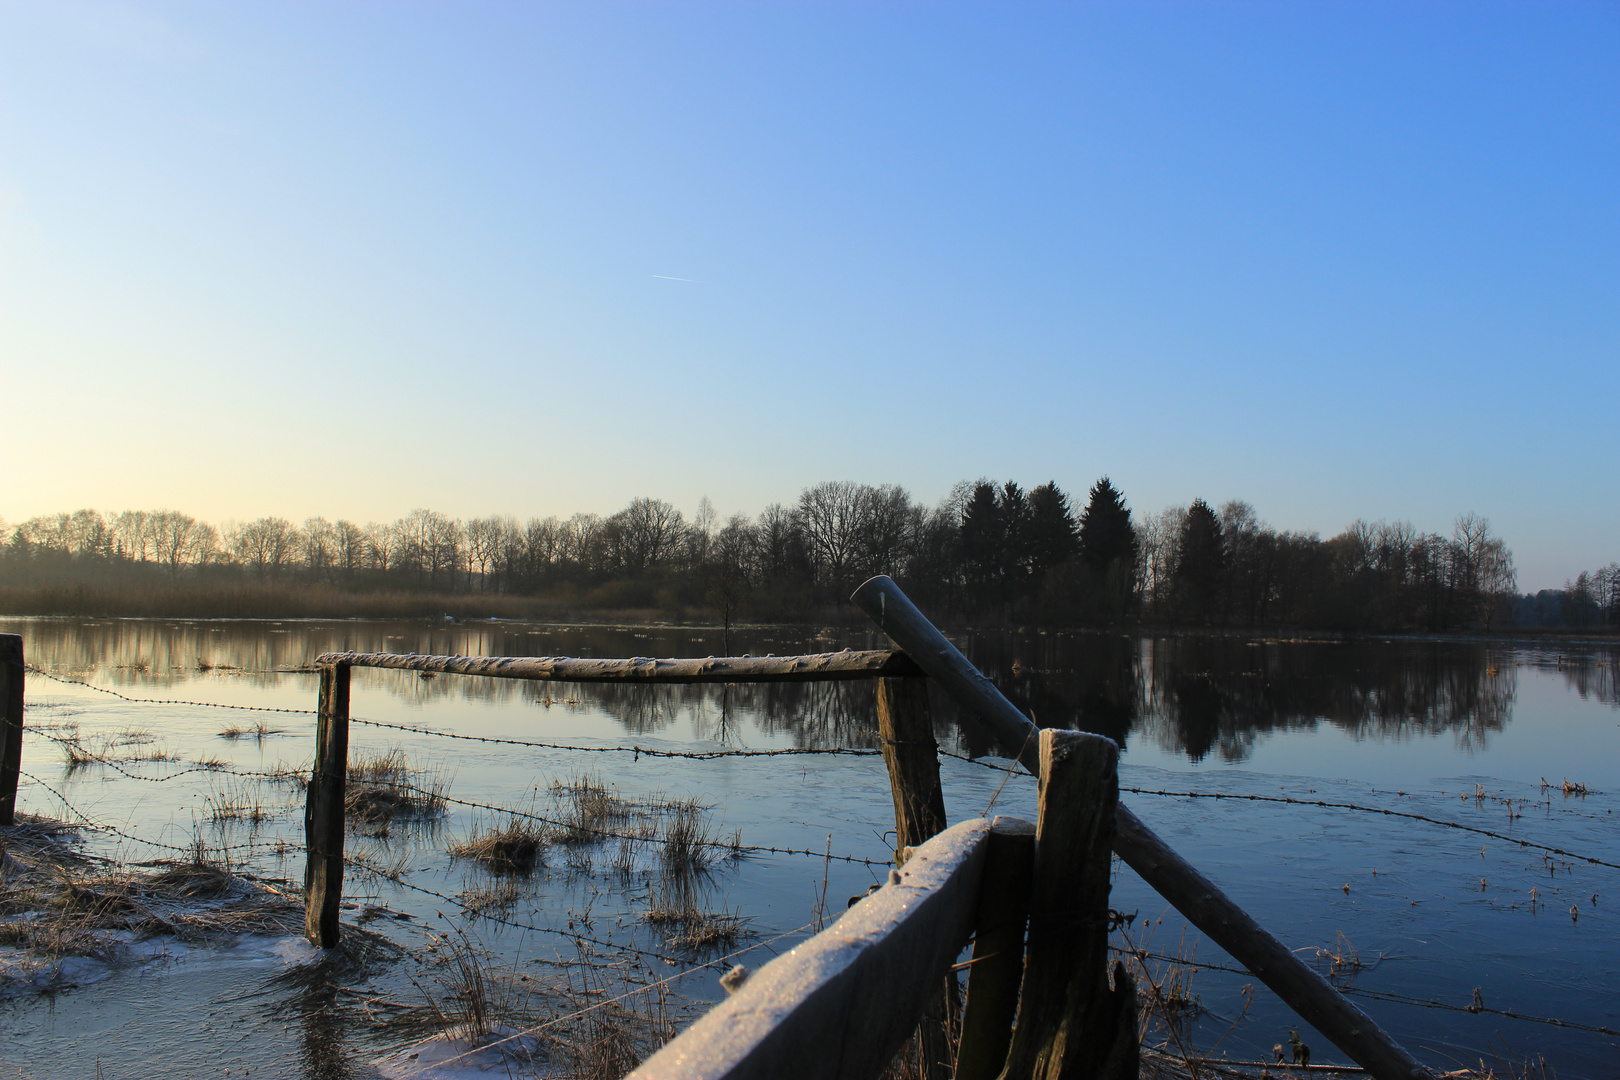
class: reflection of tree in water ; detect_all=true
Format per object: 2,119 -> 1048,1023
1557,646 -> 1620,709
579,682 -> 707,735
11,618 -> 1572,765
1137,639 -> 1518,762
929,631 -> 1139,758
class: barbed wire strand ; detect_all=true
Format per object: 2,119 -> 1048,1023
349,714 -> 884,761
13,762 -> 1618,1047
14,742 -> 891,866
1115,946 -> 1620,1038
1116,787 -> 1620,872
389,919 -> 821,1080
26,665 -> 320,714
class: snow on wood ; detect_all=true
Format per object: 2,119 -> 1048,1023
312,649 -> 922,684
628,818 -> 993,1080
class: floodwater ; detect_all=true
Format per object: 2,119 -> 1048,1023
1,617 -> 1617,1079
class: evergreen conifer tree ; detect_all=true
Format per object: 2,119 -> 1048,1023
1078,477 -> 1138,571
997,481 -> 1033,600
1175,498 -> 1227,623
1027,482 -> 1080,578
1078,477 -> 1139,622
958,481 -> 1003,610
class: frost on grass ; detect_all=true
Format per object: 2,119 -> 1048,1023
0,817 -> 304,997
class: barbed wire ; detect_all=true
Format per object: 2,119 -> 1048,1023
1117,787 -> 1620,872
339,851 -> 800,972
27,664 -> 889,761
350,714 -> 884,761
387,918 -> 819,1080
23,667 -> 1616,869
18,729 -> 892,866
12,758 -> 1618,1048
25,665 -> 320,715
13,769 -> 271,855
1114,946 -> 1620,1038
372,777 -> 892,867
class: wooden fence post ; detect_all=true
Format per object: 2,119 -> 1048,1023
305,660 -> 351,948
876,676 -> 947,861
876,675 -> 953,1079
998,729 -> 1137,1080
955,815 -> 1036,1080
0,635 -> 23,827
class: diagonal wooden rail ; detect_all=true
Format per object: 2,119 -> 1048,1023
850,575 -> 1434,1080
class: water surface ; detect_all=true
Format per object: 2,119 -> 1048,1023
2,617 -> 1616,1078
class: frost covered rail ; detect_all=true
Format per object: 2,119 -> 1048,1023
309,648 -> 923,683
628,818 -> 995,1080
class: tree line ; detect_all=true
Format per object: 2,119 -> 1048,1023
2,480 -> 1609,632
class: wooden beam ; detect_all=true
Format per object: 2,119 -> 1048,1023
310,649 -> 922,684
955,815 -> 1036,1080
850,575 -> 1433,1080
304,661 -> 350,948
999,729 -> 1135,1080
0,635 -> 23,827
628,819 -> 993,1080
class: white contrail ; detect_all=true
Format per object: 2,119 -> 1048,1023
652,274 -> 697,282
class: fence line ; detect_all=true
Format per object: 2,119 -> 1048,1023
387,919 -> 823,1080
1115,947 -> 1620,1039
349,714 -> 886,761
16,768 -> 291,857
25,665 -> 322,714
22,669 -> 1619,871
14,759 -> 1614,1048
1117,786 -> 1620,871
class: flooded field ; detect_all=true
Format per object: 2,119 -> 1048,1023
1,617 -> 1617,1079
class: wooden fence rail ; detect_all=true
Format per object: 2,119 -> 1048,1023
310,649 -> 921,683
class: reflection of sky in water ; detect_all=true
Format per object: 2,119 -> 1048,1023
3,618 -> 1618,1077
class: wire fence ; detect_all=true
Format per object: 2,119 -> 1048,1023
20,663 -> 1620,871
1116,946 -> 1620,1039
9,661 -> 1620,1053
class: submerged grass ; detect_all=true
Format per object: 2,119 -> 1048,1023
345,746 -> 449,835
450,815 -> 550,875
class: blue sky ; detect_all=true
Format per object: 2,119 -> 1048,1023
1,1 -> 1615,589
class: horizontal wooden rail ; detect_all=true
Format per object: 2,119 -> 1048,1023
629,818 -> 996,1080
850,575 -> 1434,1080
311,649 -> 922,684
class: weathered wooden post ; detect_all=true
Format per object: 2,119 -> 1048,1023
876,675 -> 947,861
304,660 -> 351,948
998,728 -> 1137,1080
875,673 -> 953,1079
0,634 -> 24,827
955,815 -> 1037,1080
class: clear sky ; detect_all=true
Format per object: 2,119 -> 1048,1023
1,1 -> 1615,590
